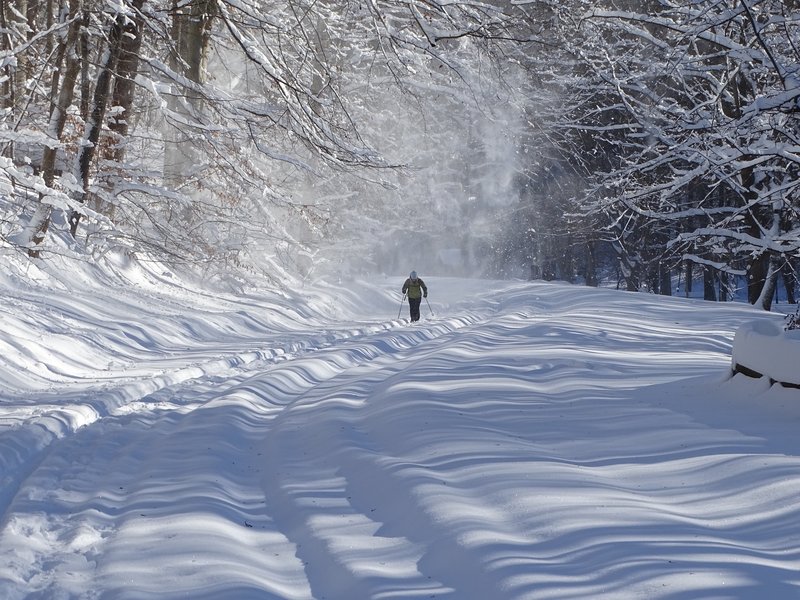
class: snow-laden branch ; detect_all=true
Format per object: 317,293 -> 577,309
583,8 -> 777,71
215,1 -> 384,169
677,226 -> 800,255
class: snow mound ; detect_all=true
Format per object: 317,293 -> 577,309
732,320 -> 800,386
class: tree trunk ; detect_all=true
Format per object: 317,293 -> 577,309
746,251 -> 770,305
782,261 -> 797,305
71,0 -> 146,235
79,9 -> 90,120
0,0 -> 30,153
718,271 -> 729,302
646,264 -> 657,294
95,0 -> 145,223
164,0 -> 216,186
703,265 -> 716,301
0,0 -> 18,111
107,3 -> 145,163
659,262 -> 671,296
542,259 -> 556,281
584,240 -> 598,287
23,0 -> 83,257
43,0 -> 54,57
624,260 -> 640,291
70,41 -> 121,236
755,256 -> 779,311
684,260 -> 693,297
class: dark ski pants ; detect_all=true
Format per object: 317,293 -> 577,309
408,297 -> 421,322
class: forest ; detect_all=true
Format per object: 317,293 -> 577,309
1,0 -> 798,310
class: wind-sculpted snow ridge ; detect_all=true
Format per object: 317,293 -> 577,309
0,272 -> 491,539
3,275 -> 800,599
0,274 -> 500,598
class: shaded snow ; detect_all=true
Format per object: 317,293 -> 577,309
1,261 -> 800,599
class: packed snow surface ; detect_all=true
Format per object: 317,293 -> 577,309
1,264 -> 799,599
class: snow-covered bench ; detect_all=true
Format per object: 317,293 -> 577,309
731,320 -> 800,388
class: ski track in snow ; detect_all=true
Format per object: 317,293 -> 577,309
0,276 -> 500,598
2,277 -> 800,598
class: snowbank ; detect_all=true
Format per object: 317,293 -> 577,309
732,320 -> 800,386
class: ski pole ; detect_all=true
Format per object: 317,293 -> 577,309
398,292 -> 407,319
425,296 -> 434,316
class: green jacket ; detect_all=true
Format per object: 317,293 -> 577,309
402,277 -> 427,299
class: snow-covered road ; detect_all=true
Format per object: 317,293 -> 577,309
2,272 -> 800,599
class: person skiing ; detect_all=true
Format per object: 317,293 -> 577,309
402,271 -> 428,322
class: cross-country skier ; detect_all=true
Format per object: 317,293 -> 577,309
402,271 -> 428,322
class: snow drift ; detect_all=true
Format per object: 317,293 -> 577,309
2,263 -> 800,599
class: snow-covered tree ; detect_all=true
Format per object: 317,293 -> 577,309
570,0 -> 800,308
1,0 -> 531,282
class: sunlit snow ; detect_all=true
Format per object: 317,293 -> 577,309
2,260 -> 800,599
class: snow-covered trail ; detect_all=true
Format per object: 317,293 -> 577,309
2,277 -> 800,599
0,275 -> 504,598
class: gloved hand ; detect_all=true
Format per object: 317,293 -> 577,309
424,293 -> 428,298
